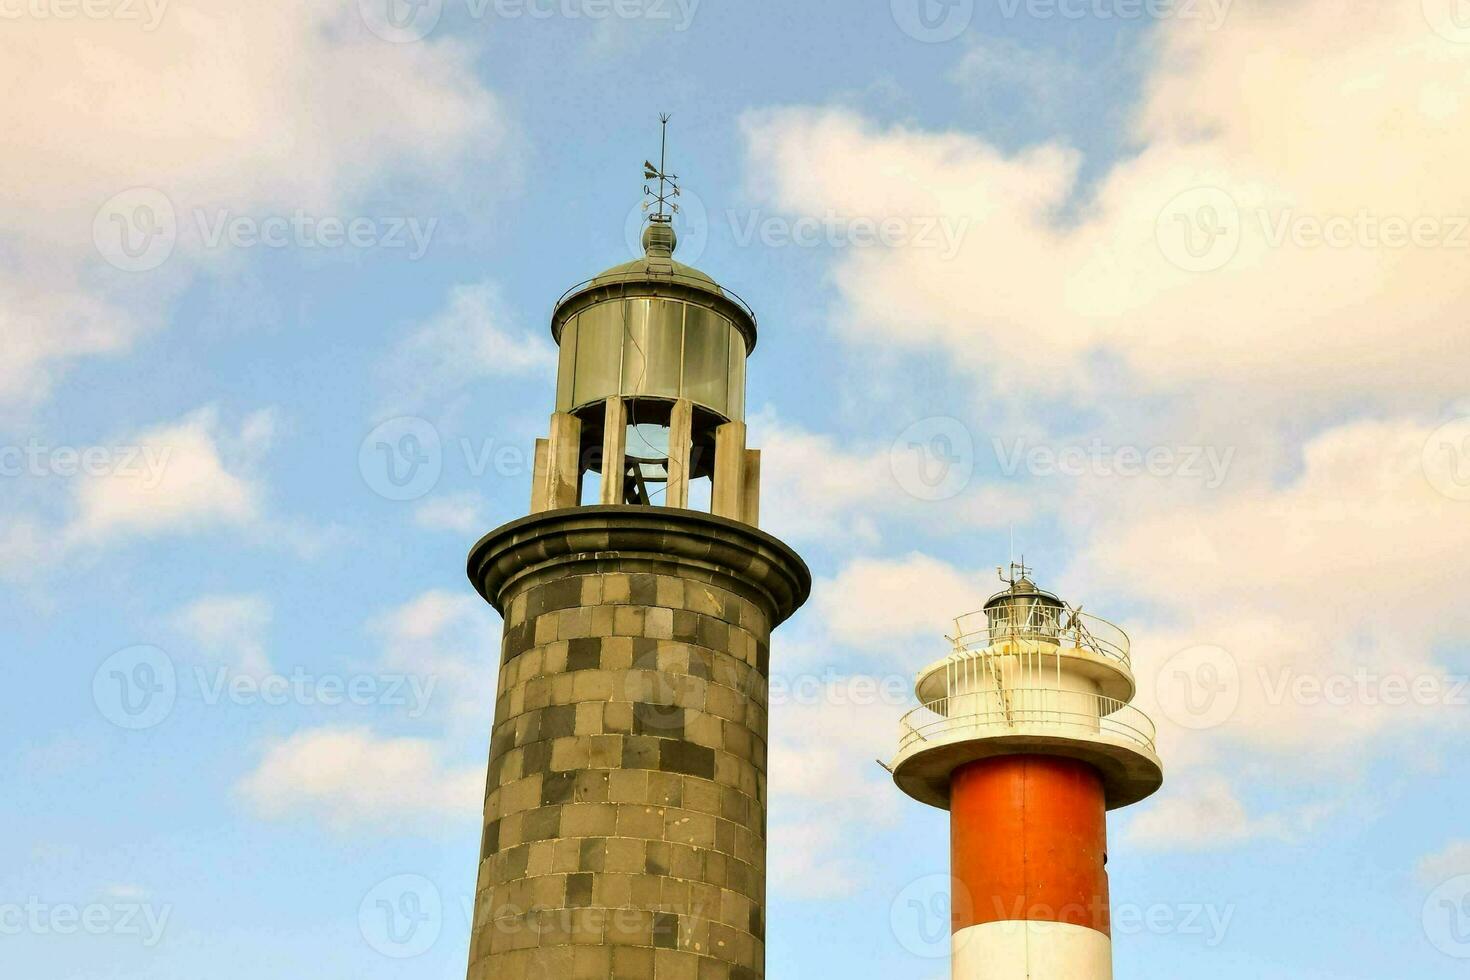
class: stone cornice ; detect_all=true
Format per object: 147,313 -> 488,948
467,506 -> 811,627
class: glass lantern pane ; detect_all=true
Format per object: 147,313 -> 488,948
618,299 -> 651,396
572,303 -> 623,408
623,299 -> 684,398
681,306 -> 730,413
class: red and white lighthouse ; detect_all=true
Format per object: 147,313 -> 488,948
889,564 -> 1162,978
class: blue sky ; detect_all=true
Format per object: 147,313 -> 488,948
4,1 -> 1470,977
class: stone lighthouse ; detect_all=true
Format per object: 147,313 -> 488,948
889,564 -> 1163,978
464,133 -> 810,979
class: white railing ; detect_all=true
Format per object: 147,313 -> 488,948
896,688 -> 1157,756
948,609 -> 1131,670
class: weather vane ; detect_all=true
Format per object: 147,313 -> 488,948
642,113 -> 680,223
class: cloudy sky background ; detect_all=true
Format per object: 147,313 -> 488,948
4,0 -> 1470,976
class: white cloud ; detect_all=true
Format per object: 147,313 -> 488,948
369,589 -> 500,729
169,593 -> 273,677
812,553 -> 981,653
740,2 -> 1470,848
753,411 -> 1033,548
233,590 -> 498,834
413,492 -> 489,535
796,421 -> 1470,827
0,517 -> 46,584
0,1 -> 502,413
1076,417 -> 1470,759
65,406 -> 272,545
805,415 -> 1470,840
764,821 -> 866,900
1123,773 -> 1331,851
741,2 -> 1470,410
236,726 -> 482,833
767,678 -> 905,898
0,404 -> 342,584
0,284 -> 144,422
1418,840 -> 1470,886
948,36 -> 1082,114
379,282 -> 555,413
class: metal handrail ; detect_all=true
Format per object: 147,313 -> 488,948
896,689 -> 1157,756
554,270 -> 758,326
948,609 -> 1131,669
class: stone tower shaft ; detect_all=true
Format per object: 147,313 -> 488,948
464,155 -> 809,980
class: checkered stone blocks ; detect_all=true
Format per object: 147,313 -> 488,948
465,510 -> 809,980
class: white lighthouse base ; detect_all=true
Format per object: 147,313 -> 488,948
952,919 -> 1112,980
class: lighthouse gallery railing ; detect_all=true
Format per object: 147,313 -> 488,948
896,689 -> 1158,756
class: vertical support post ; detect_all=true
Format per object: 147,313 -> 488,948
741,449 -> 761,526
544,412 -> 582,510
599,397 -> 627,505
666,398 -> 693,509
711,421 -> 747,520
530,438 -> 551,513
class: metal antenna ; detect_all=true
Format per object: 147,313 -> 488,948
642,114 -> 680,223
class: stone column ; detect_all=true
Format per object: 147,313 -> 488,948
465,507 -> 809,980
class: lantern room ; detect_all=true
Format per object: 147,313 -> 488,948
528,217 -> 763,523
